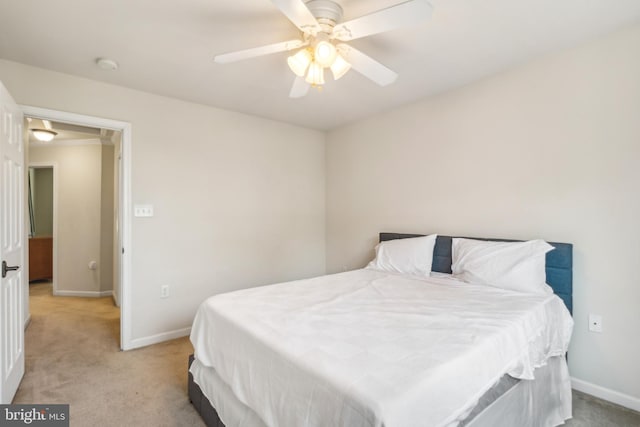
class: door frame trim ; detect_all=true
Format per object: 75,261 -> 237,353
27,162 -> 59,295
21,105 -> 133,351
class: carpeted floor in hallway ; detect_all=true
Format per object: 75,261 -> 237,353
14,281 -> 205,426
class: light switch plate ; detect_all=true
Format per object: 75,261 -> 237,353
134,204 -> 154,217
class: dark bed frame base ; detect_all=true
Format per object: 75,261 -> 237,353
189,355 -> 226,427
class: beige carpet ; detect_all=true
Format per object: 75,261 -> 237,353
566,391 -> 640,427
14,281 -> 204,426
14,282 -> 640,427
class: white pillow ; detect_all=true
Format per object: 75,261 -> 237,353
366,234 -> 437,276
451,238 -> 554,295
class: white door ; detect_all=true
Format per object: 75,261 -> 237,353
0,81 -> 25,404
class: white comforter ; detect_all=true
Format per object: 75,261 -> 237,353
190,269 -> 573,427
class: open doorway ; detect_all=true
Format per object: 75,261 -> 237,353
26,117 -> 122,345
27,166 -> 53,283
27,119 -> 120,295
22,106 -> 132,351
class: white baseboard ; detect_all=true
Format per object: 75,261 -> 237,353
54,290 -> 113,298
124,327 -> 191,351
572,377 -> 640,412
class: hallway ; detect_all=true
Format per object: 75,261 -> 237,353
13,282 -> 202,426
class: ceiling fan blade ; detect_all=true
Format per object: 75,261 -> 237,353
333,0 -> 433,42
289,76 -> 310,98
337,44 -> 398,86
214,39 -> 306,64
271,0 -> 321,33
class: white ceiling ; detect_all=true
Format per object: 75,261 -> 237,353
2,0 -> 640,130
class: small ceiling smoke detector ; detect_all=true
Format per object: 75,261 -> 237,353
96,57 -> 119,70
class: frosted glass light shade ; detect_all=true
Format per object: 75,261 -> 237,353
31,129 -> 57,142
287,49 -> 312,77
330,54 -> 351,80
305,62 -> 325,85
314,41 -> 337,68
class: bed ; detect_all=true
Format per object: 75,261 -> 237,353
188,233 -> 574,427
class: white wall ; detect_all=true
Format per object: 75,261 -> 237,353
30,144 -> 103,294
0,60 -> 326,344
326,25 -> 640,404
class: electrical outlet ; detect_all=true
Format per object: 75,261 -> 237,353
160,285 -> 169,299
588,314 -> 603,333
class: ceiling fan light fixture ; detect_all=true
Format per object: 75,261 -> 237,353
287,49 -> 312,77
330,54 -> 351,80
31,129 -> 58,142
305,61 -> 325,86
314,40 -> 337,68
213,0 -> 433,97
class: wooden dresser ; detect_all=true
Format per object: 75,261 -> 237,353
29,236 -> 53,282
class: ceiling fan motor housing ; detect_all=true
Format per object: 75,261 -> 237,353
305,0 -> 344,27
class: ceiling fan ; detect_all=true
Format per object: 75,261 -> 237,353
214,0 -> 433,98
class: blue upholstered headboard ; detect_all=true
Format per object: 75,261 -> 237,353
379,233 -> 573,314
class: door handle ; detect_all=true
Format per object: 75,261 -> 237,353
2,260 -> 20,278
